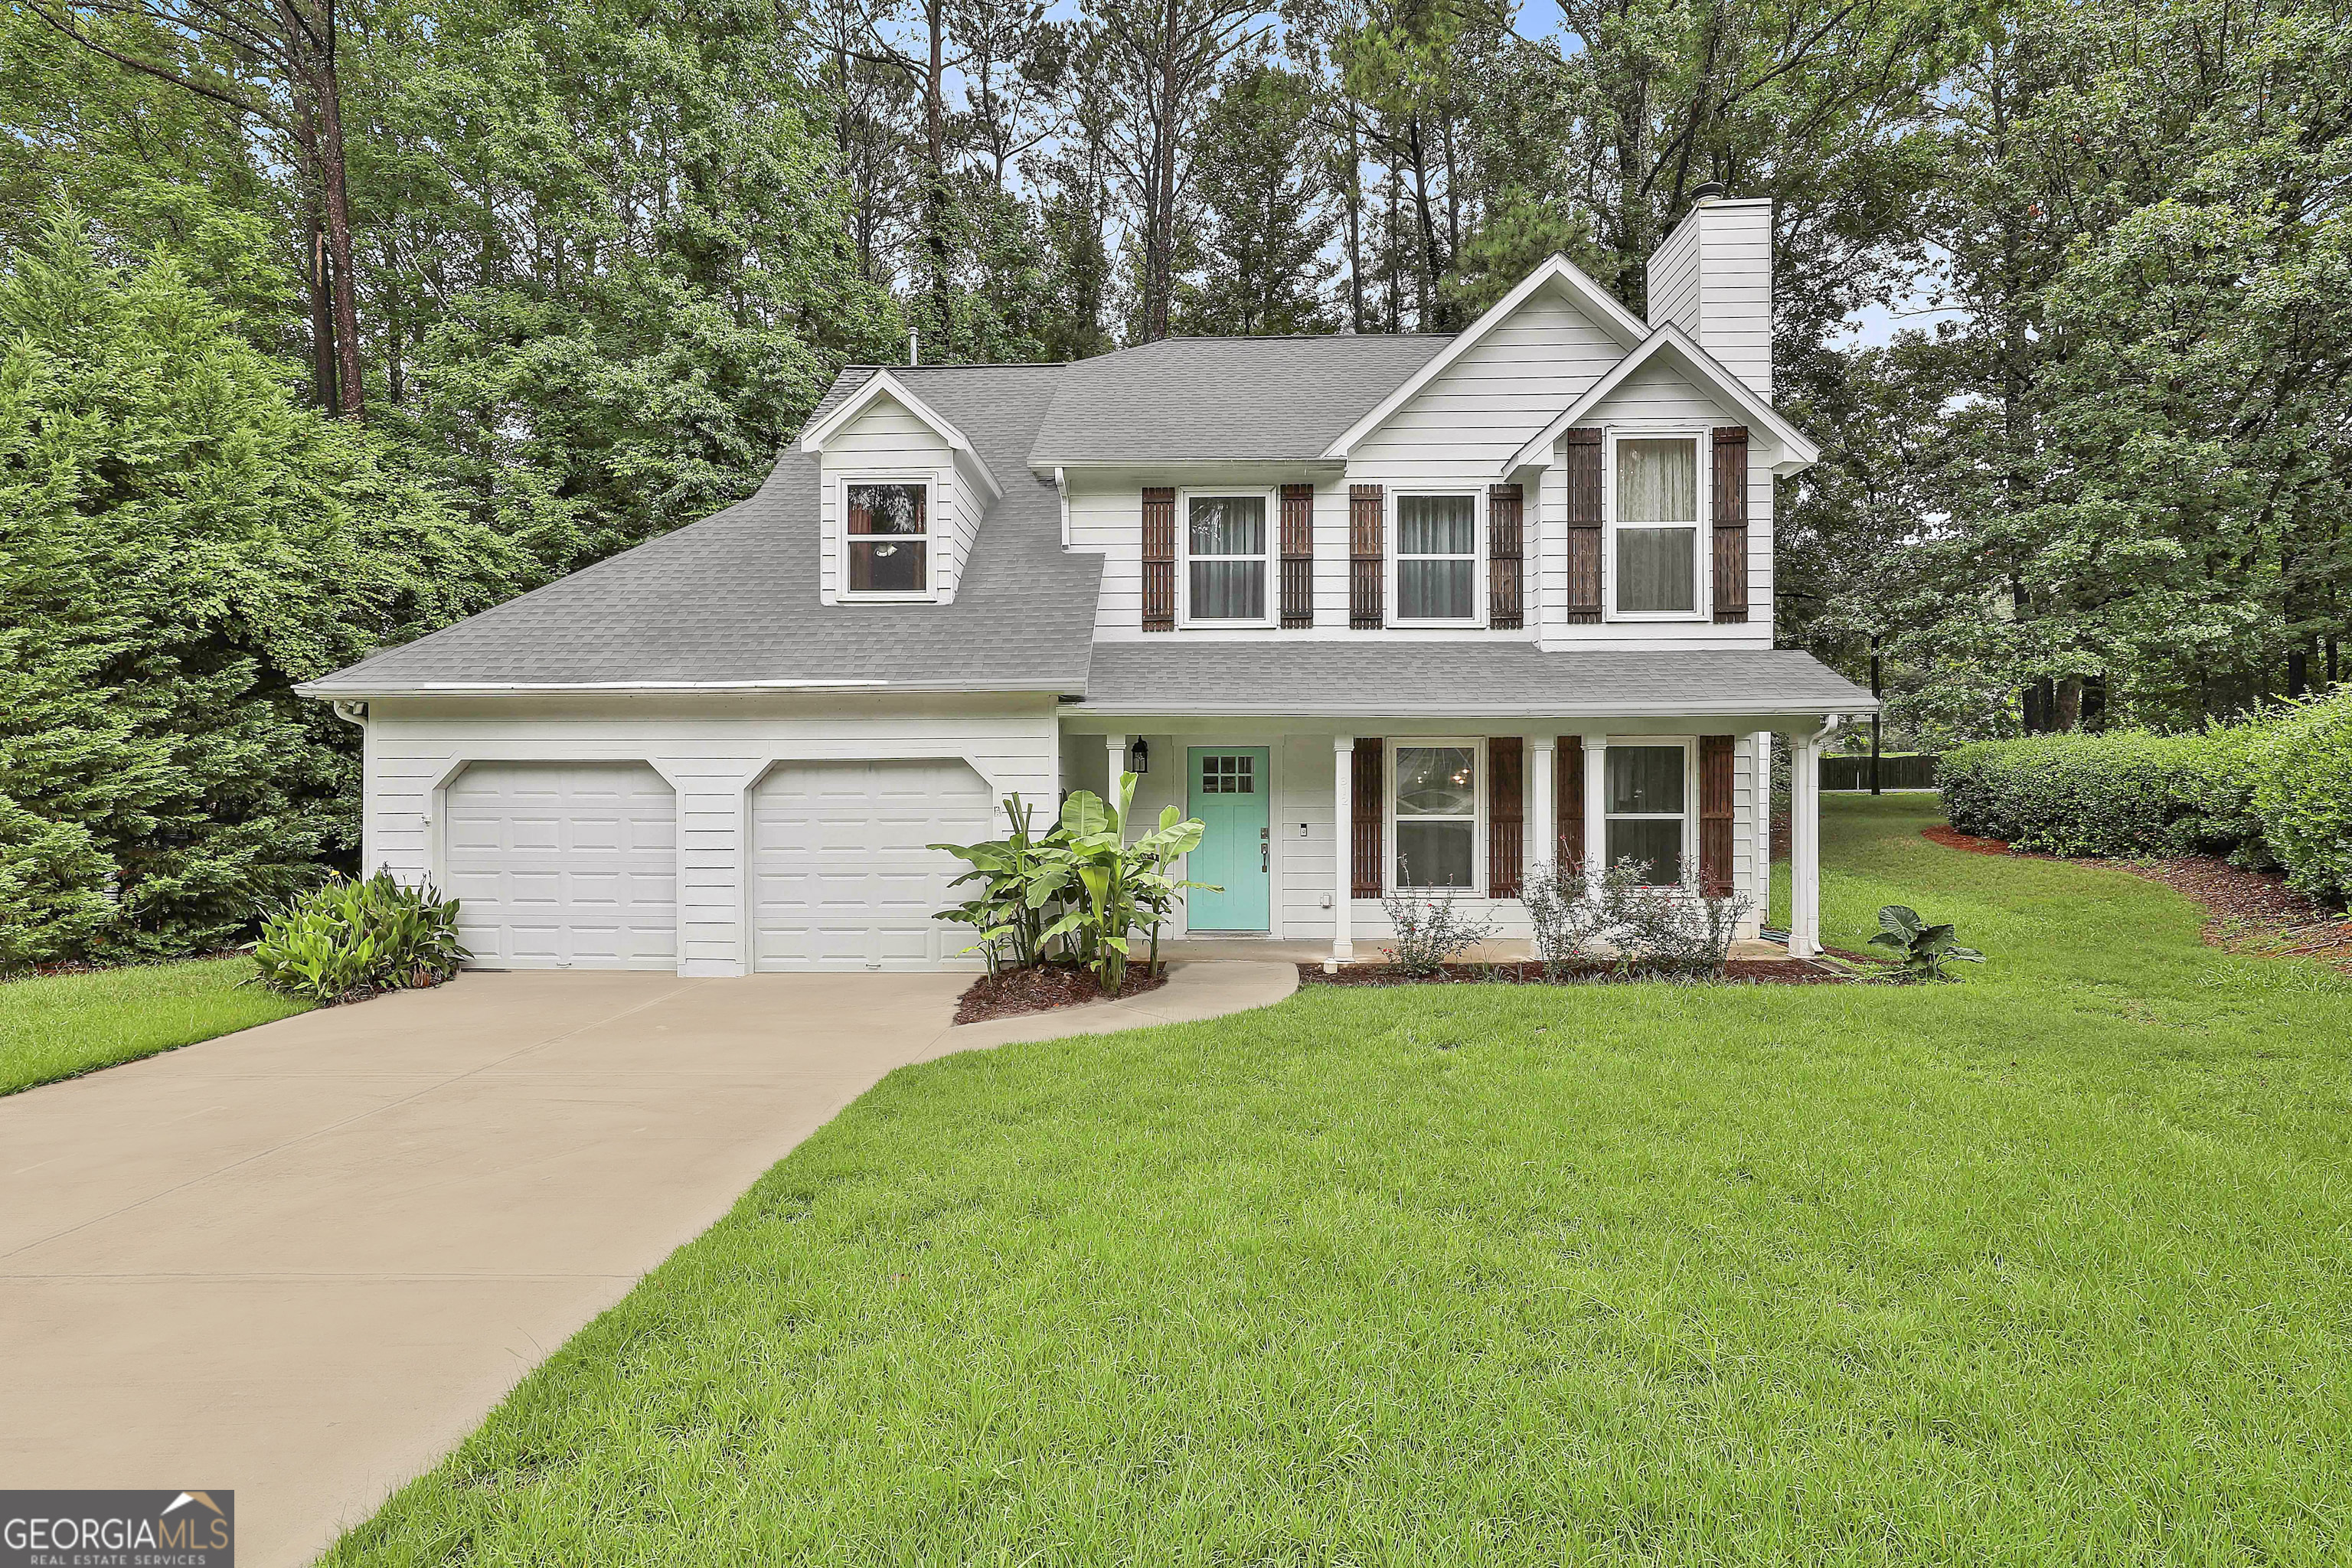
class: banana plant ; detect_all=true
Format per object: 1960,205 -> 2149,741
931,797 -> 1058,973
1037,773 -> 1216,993
1867,904 -> 1986,982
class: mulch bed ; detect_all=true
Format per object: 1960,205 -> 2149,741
1920,825 -> 2352,969
955,962 -> 1170,1024
1299,956 -> 1873,988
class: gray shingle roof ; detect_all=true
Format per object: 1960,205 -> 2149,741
1072,643 -> 1877,717
1027,335 -> 1454,466
302,364 -> 1101,693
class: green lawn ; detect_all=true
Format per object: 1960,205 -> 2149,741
0,956 -> 309,1096
332,795 -> 2352,1566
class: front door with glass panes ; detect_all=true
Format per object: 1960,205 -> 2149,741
1186,749 -> 1270,931
1603,743 -> 1691,884
1393,743 -> 1478,890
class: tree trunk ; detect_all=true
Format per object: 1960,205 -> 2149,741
306,215 -> 339,415
1869,637 -> 1883,795
314,47 -> 366,422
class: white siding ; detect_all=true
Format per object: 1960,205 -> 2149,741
815,395 -> 966,603
360,694 -> 1058,975
1644,198 -> 1772,397
1535,356 -> 1774,652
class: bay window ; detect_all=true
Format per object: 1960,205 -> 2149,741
1611,436 -> 1700,616
842,479 -> 931,596
1603,743 -> 1691,885
1393,493 -> 1478,624
1393,743 -> 1477,890
1184,492 -> 1271,623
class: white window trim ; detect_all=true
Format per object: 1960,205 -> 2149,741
1603,426 -> 1710,622
1387,488 -> 1485,629
1386,737 -> 1485,894
1600,735 -> 1700,887
1176,486 -> 1279,629
835,472 -> 942,602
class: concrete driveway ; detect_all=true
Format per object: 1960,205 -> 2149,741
0,962 -> 1294,1567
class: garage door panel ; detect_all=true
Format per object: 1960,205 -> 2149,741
446,763 -> 678,972
752,760 -> 993,972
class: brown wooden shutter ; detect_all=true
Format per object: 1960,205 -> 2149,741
1351,737 -> 1383,897
1564,429 -> 1602,622
1556,736 -> 1585,872
1348,485 -> 1383,629
1700,734 -> 1735,896
1279,482 -> 1315,629
1488,483 -> 1524,630
1712,427 -> 1749,624
1142,486 -> 1175,632
1487,737 -> 1524,898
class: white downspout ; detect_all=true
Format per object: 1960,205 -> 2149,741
328,700 -> 372,874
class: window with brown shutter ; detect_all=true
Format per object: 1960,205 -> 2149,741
1351,737 -> 1383,897
1348,485 -> 1383,629
1488,484 -> 1523,630
1564,429 -> 1602,622
1142,486 -> 1175,631
1711,427 -> 1749,624
1487,737 -> 1524,897
1279,482 -> 1315,628
1556,736 -> 1585,871
1700,734 -> 1735,896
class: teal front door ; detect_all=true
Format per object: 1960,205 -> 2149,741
1186,747 -> 1271,932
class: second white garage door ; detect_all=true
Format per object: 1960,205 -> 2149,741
443,762 -> 678,970
751,759 -> 996,971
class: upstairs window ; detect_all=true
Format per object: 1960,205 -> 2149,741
1612,436 -> 1700,616
844,480 -> 931,596
1393,494 -> 1478,624
1184,492 -> 1271,624
1393,743 -> 1477,890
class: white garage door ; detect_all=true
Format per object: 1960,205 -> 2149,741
443,762 -> 678,970
752,760 -> 996,971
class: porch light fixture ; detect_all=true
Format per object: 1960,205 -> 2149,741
1127,738 -> 1150,775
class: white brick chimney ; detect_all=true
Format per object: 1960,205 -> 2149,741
1644,194 -> 1772,397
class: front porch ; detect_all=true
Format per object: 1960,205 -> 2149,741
1057,712 -> 1844,962
1157,934 -> 1800,966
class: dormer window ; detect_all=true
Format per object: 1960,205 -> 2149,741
1609,434 -> 1702,618
1181,491 -> 1273,626
843,479 -> 932,598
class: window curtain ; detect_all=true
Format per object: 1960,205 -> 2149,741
1616,439 -> 1696,522
1188,496 -> 1266,619
1396,495 -> 1475,620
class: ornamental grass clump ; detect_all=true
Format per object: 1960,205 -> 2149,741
250,872 -> 469,1004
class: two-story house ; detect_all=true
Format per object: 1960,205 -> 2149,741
301,194 -> 1873,975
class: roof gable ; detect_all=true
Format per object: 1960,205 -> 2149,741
799,369 -> 1003,501
1321,255 -> 1649,459
1503,325 -> 1821,476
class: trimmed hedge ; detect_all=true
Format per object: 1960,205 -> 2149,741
1941,689 -> 2352,906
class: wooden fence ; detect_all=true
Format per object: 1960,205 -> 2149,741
1821,753 -> 1940,792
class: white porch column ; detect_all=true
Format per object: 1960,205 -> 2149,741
1789,725 -> 1820,958
1332,734 -> 1355,963
1528,734 -> 1554,885
1103,733 -> 1126,799
1753,730 -> 1774,931
1583,732 -> 1609,899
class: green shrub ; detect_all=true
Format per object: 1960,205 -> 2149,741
2246,691 -> 2352,906
1939,690 -> 2352,908
250,872 -> 469,1004
1941,732 -> 2190,857
0,795 -> 114,972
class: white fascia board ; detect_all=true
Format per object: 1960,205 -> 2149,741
1503,326 -> 1821,476
296,677 -> 1083,698
1320,254 -> 1649,459
798,369 -> 1004,501
1064,697 -> 1879,719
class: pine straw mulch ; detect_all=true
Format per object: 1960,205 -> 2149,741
954,962 -> 1170,1024
1298,953 -> 1876,988
1920,825 -> 2352,970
